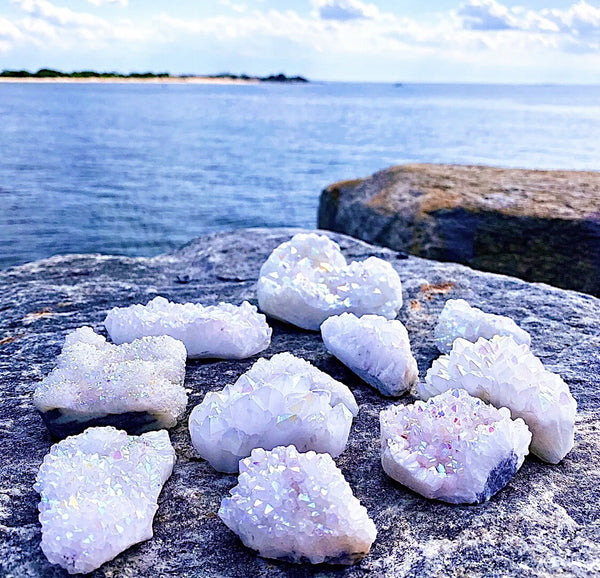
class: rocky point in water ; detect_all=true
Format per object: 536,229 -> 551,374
318,163 -> 600,295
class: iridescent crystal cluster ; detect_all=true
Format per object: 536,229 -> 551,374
257,233 -> 403,330
189,353 -> 358,473
435,298 -> 531,353
219,445 -> 377,564
33,327 -> 188,437
321,313 -> 418,397
419,335 -> 577,463
380,389 -> 532,504
35,427 -> 176,575
105,296 -> 271,359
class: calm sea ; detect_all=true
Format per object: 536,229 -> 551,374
1,82 -> 599,269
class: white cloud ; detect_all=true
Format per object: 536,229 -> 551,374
12,0 -> 106,28
0,15 -> 24,40
145,1 -> 600,70
312,0 -> 379,22
543,1 -> 600,34
457,0 -> 515,30
87,0 -> 128,6
457,0 -> 600,38
219,0 -> 248,14
4,0 -> 153,54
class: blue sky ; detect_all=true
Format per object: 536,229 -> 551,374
1,0 -> 599,82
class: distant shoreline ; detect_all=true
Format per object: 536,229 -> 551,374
0,69 -> 309,85
0,76 -> 263,85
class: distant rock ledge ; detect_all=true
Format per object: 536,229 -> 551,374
318,164 -> 600,295
1,228 -> 599,576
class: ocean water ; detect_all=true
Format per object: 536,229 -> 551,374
1,82 -> 599,269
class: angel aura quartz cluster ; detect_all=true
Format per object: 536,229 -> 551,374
321,313 -> 418,397
419,335 -> 577,463
380,389 -> 531,504
33,327 -> 187,437
434,299 -> 531,354
104,296 -> 271,359
219,445 -> 377,564
257,233 -> 403,330
189,352 -> 358,473
35,427 -> 176,575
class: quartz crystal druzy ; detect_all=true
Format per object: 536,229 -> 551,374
189,352 -> 358,473
104,296 -> 272,359
321,313 -> 418,397
35,427 -> 176,575
380,389 -> 532,504
257,233 -> 403,330
219,445 -> 377,564
33,327 -> 187,437
419,336 -> 577,464
435,298 -> 531,353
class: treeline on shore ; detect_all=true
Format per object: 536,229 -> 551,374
209,72 -> 309,83
0,69 -> 309,82
0,69 -> 170,79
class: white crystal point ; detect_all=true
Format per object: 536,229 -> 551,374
434,298 -> 531,353
33,326 -> 188,437
419,335 -> 577,464
321,313 -> 418,397
189,352 -> 358,473
104,296 -> 272,359
219,445 -> 377,564
257,233 -> 403,330
380,389 -> 531,504
34,426 -> 176,575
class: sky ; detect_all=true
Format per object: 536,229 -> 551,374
0,0 -> 599,83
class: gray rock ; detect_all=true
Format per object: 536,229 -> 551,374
318,164 -> 600,295
1,228 -> 599,577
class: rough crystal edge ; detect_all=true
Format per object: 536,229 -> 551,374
33,327 -> 188,437
38,408 -> 167,438
35,427 -> 176,575
434,298 -> 531,354
257,233 -> 403,330
219,445 -> 377,565
104,296 -> 272,359
419,335 -> 577,464
188,352 -> 357,473
380,389 -> 532,504
321,312 -> 418,397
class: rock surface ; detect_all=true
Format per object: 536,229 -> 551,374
318,163 -> 600,295
1,227 -> 599,577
